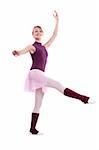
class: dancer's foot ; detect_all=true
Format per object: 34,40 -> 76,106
30,128 -> 39,134
81,96 -> 89,104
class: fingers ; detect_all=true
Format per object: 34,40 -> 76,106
54,10 -> 58,15
12,50 -> 19,56
53,11 -> 56,17
53,10 -> 58,19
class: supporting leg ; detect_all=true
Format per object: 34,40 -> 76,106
33,88 -> 44,113
30,88 -> 44,134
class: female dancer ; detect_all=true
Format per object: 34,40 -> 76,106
12,11 -> 93,134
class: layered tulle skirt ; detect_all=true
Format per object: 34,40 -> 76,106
24,69 -> 48,93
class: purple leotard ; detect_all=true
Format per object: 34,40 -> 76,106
30,41 -> 48,72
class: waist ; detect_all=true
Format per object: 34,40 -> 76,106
30,68 -> 45,72
30,61 -> 47,71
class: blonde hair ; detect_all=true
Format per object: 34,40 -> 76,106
32,26 -> 43,34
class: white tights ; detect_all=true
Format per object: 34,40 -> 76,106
33,77 -> 65,113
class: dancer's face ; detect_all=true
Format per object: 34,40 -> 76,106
32,27 -> 44,41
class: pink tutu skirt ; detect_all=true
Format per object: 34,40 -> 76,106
24,69 -> 48,93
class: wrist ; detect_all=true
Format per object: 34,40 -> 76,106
56,18 -> 59,22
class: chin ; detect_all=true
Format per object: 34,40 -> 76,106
35,37 -> 41,40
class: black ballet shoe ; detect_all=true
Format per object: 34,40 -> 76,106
30,128 -> 39,134
80,96 -> 89,104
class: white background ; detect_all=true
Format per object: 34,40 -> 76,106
0,0 -> 98,150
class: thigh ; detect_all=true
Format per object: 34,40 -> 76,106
45,77 -> 65,93
45,77 -> 60,87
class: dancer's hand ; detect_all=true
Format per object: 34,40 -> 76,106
53,10 -> 59,21
12,50 -> 20,57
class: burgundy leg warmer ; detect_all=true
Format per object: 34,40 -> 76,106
30,113 -> 39,134
64,88 -> 89,104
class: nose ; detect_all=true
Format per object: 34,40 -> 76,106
37,33 -> 41,36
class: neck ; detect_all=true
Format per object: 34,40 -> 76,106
35,39 -> 41,43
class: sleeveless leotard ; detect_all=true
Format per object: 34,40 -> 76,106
30,41 -> 48,72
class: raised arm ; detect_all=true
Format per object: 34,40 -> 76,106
44,10 -> 59,49
12,45 -> 36,57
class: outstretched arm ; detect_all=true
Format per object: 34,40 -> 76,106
44,10 -> 59,49
12,45 -> 36,57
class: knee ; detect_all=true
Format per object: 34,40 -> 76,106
54,80 -> 62,87
33,106 -> 40,113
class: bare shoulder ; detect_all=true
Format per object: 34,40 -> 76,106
28,44 -> 36,54
27,44 -> 35,49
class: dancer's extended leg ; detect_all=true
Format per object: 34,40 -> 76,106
45,77 -> 89,103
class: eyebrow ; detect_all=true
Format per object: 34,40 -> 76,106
34,29 -> 43,32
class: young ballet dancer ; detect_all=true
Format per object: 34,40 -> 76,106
12,11 -> 94,134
